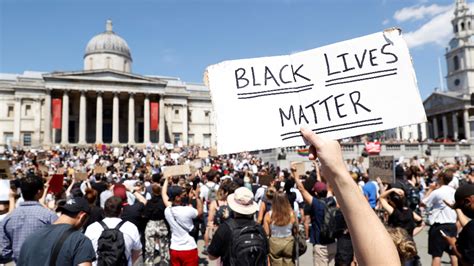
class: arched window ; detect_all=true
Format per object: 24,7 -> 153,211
124,60 -> 128,72
461,22 -> 465,31
455,24 -> 459,33
454,55 -> 460,70
88,57 -> 93,69
469,21 -> 471,30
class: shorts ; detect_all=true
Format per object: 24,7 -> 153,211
335,234 -> 353,265
170,248 -> 198,266
428,223 -> 457,257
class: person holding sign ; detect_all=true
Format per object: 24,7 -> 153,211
297,128 -> 400,265
162,174 -> 203,266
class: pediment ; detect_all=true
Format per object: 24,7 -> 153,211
423,92 -> 465,112
43,69 -> 166,85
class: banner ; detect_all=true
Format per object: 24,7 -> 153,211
48,174 -> 64,194
52,98 -> 62,129
163,165 -> 191,177
206,29 -> 426,155
150,102 -> 159,131
365,141 -> 381,155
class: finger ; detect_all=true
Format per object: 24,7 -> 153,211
308,145 -> 317,161
300,127 -> 324,149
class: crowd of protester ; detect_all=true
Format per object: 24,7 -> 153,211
0,129 -> 473,266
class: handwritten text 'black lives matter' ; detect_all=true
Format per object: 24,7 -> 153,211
232,43 -> 399,140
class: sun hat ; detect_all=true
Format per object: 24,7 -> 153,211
227,187 -> 259,215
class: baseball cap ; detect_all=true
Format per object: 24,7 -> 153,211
57,197 -> 90,214
454,183 -> 474,208
312,181 -> 327,194
113,184 -> 127,201
168,186 -> 184,201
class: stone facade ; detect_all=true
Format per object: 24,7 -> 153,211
0,20 -> 216,147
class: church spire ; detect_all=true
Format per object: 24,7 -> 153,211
455,0 -> 469,17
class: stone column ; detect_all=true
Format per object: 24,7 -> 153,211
182,105 -> 188,145
433,117 -> 439,138
402,125 -> 410,140
78,90 -> 87,144
396,127 -> 401,140
128,93 -> 135,144
159,96 -> 165,144
96,92 -> 103,144
420,122 -> 427,141
33,99 -> 41,146
410,124 -> 419,141
112,92 -> 119,144
43,89 -> 52,145
13,97 -> 21,145
464,109 -> 471,140
452,112 -> 459,140
143,94 -> 150,144
442,115 -> 448,138
61,90 -> 69,145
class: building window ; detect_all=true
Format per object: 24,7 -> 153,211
455,79 -> 461,86
124,60 -> 128,72
469,21 -> 472,29
25,105 -> 31,116
7,105 -> 13,118
174,109 -> 179,119
188,134 -> 194,145
89,57 -> 93,69
454,55 -> 460,71
203,134 -> 211,147
455,24 -> 459,33
23,133 -> 32,146
461,22 -> 465,31
205,111 -> 210,117
174,133 -> 181,145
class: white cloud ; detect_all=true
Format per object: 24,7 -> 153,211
403,7 -> 454,48
394,4 -> 452,22
382,19 -> 390,25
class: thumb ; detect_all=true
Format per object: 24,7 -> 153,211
300,127 -> 324,149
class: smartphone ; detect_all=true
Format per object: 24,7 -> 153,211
439,230 -> 447,237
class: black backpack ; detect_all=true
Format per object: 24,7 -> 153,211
318,197 -> 341,244
226,219 -> 268,266
97,220 -> 128,266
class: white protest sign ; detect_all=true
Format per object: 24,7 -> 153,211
206,29 -> 426,154
0,180 -> 9,201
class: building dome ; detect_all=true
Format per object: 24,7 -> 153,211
85,20 -> 132,60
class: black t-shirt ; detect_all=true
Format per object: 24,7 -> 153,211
388,208 -> 416,236
457,220 -> 474,265
18,224 -> 96,266
122,202 -> 145,232
207,217 -> 265,265
143,195 -> 166,221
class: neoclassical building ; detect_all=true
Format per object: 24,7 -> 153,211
423,0 -> 473,141
0,20 -> 216,147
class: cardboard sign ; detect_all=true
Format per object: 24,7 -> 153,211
94,166 -> 106,174
164,143 -> 174,150
37,152 -> 47,162
48,174 -> 64,194
198,150 -> 209,159
75,172 -> 88,181
0,160 -> 12,179
191,159 -> 202,169
124,158 -> 134,164
210,149 -> 218,157
163,165 -> 191,177
113,163 -> 121,169
369,155 -> 395,183
0,180 -> 10,201
292,162 -> 306,177
202,166 -> 211,173
206,29 -> 426,154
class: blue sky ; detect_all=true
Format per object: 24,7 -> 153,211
0,0 -> 461,99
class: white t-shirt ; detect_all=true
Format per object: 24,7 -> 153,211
254,186 -> 267,202
164,206 -> 198,251
422,185 -> 457,224
85,217 -> 142,266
